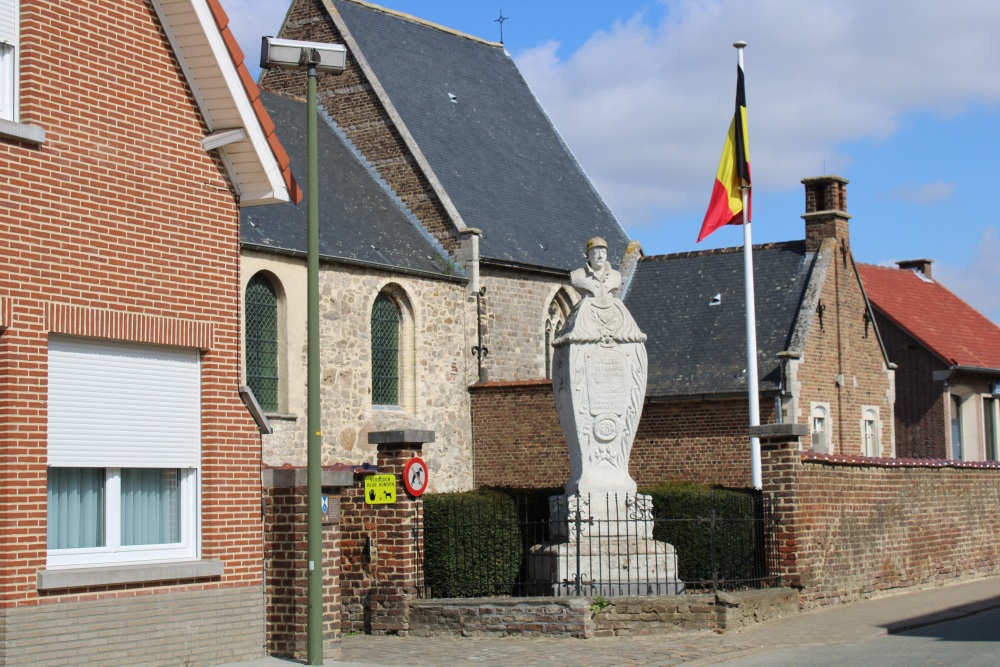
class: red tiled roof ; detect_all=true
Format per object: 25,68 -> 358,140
859,264 -> 1000,370
207,0 -> 302,204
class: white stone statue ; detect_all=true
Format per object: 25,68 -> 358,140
529,238 -> 679,595
553,236 -> 647,496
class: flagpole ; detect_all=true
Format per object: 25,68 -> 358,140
734,40 -> 762,490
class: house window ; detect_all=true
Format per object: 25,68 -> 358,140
371,292 -> 400,405
985,397 -> 998,461
0,0 -> 18,122
810,403 -> 831,454
861,407 -> 880,457
245,273 -> 279,412
950,394 -> 964,460
46,337 -> 200,568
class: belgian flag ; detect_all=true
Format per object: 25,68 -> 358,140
697,63 -> 751,242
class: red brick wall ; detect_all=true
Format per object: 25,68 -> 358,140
873,312 -> 948,458
795,246 -> 894,455
470,381 -> 775,489
763,439 -> 1000,607
0,0 -> 261,608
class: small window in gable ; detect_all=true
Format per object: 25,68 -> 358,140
245,273 -> 279,412
810,402 -> 831,454
861,406 -> 880,457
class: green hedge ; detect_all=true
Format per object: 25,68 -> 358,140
423,490 -> 523,598
639,482 -> 760,587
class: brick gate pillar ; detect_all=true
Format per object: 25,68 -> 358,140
367,429 -> 433,635
751,424 -> 806,591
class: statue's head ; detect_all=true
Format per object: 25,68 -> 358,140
585,236 -> 608,268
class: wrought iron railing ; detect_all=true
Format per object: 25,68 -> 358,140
417,489 -> 780,599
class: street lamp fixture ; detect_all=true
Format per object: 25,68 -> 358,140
260,37 -> 346,74
261,36 -> 346,667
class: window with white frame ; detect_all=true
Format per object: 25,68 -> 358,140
861,406 -> 880,457
984,396 -> 998,462
810,402 -> 831,454
0,0 -> 18,122
950,394 -> 964,461
46,337 -> 201,568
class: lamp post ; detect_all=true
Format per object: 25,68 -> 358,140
261,36 -> 346,666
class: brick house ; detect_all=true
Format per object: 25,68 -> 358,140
473,176 -> 897,489
0,0 -> 297,664
242,0 -> 630,491
858,260 -> 1000,461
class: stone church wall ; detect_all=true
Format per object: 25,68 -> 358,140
243,251 -> 476,492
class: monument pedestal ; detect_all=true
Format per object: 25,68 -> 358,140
527,492 -> 684,597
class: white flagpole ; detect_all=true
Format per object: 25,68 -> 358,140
734,41 -> 762,490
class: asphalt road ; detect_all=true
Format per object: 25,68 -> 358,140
713,606 -> 1000,666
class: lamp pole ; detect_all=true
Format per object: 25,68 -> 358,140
260,37 -> 346,666
305,56 -> 323,666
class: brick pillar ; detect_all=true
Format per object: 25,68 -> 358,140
802,175 -> 852,253
367,429 -> 433,635
262,466 -> 353,660
751,424 -> 806,592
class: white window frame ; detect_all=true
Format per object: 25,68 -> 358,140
46,468 -> 199,569
0,0 -> 19,122
810,402 -> 831,454
984,395 -> 999,462
46,336 -> 202,569
861,406 -> 881,457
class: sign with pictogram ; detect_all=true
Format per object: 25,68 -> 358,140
364,474 -> 396,505
403,457 -> 428,497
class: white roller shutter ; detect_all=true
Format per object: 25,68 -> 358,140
48,336 -> 201,468
0,1 -> 16,45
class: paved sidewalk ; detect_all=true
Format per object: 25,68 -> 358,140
217,576 -> 1000,667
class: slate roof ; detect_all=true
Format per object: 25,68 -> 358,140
241,92 -> 460,279
858,264 -> 1000,371
624,242 -> 815,398
328,0 -> 630,272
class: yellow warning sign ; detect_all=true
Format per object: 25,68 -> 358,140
364,474 -> 397,505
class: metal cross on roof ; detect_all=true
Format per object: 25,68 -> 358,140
494,10 -> 508,44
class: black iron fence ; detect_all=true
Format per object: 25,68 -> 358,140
417,488 -> 780,599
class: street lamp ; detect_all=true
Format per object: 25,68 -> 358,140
261,36 -> 346,666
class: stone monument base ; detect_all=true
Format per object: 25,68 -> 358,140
528,493 -> 683,597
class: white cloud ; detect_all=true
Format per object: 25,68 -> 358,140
514,0 -> 1000,229
933,227 -> 1000,326
220,0 -> 289,75
889,181 -> 956,206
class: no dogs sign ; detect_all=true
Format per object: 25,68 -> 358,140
403,457 -> 428,497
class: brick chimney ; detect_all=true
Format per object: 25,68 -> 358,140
896,258 -> 933,279
802,175 -> 851,253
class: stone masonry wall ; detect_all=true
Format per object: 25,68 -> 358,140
244,253 -> 475,492
762,438 -> 1000,608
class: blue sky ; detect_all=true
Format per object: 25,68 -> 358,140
223,0 -> 1000,325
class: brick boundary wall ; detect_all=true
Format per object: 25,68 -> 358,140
760,429 -> 1000,608
408,589 -> 797,638
0,587 -> 263,667
470,381 -> 774,489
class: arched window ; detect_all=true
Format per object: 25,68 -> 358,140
245,273 -> 279,412
810,402 -> 831,454
862,407 -> 880,457
371,292 -> 401,406
545,290 -> 573,379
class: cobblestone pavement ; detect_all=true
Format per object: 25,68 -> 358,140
339,631 -> 755,667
